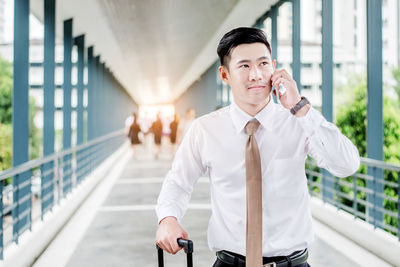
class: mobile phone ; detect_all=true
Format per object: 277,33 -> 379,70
273,83 -> 286,104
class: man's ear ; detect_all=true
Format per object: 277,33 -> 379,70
218,65 -> 230,84
272,59 -> 277,70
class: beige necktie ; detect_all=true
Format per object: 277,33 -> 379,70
245,120 -> 262,267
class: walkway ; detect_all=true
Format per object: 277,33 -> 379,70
33,143 -> 373,267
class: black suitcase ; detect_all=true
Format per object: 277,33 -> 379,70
156,238 -> 193,267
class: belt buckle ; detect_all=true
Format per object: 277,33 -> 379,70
263,262 -> 276,267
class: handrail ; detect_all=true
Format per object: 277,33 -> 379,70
360,157 -> 400,172
0,128 -> 126,260
0,129 -> 125,181
306,156 -> 400,241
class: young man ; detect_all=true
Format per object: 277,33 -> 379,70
155,27 -> 360,267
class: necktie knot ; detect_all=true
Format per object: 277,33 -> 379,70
245,120 -> 260,136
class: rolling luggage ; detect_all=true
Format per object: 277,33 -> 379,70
156,238 -> 193,267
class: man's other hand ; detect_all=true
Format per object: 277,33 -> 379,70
155,216 -> 188,254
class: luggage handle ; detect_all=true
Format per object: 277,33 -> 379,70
156,238 -> 194,267
177,238 -> 193,254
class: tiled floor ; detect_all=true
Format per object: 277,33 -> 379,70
63,145 -> 358,267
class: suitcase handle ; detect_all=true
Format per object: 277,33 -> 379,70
177,238 -> 193,254
156,238 -> 194,267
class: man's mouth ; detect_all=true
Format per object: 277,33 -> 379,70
247,84 -> 267,90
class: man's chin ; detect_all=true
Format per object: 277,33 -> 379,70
247,96 -> 269,106
247,93 -> 269,102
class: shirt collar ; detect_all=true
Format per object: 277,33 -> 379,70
229,97 -> 276,134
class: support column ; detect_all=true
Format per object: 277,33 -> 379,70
87,47 -> 94,141
12,0 -> 30,245
321,0 -> 334,203
42,0 -> 56,215
100,62 -> 105,136
271,6 -> 278,62
292,0 -> 301,91
94,56 -> 100,139
63,19 -> 73,195
271,5 -> 278,104
367,0 -> 383,227
74,35 -> 84,147
74,34 -> 84,183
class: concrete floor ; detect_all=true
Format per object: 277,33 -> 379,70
59,146 -> 359,267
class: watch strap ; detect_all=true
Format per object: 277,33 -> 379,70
290,96 -> 310,115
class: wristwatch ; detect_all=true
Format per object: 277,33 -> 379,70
290,96 -> 310,115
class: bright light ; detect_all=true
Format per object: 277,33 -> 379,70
157,76 -> 172,103
138,104 -> 175,133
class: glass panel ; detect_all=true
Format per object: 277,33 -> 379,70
301,0 -> 322,109
333,0 -> 367,122
277,1 -> 293,74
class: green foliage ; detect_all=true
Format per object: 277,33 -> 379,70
334,73 -> 400,235
0,56 -> 12,124
0,56 -> 13,176
336,76 -> 400,164
0,55 -> 41,177
29,97 -> 42,160
393,66 -> 400,103
336,77 -> 367,158
0,123 -> 12,172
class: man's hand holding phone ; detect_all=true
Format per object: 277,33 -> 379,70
270,69 -> 310,117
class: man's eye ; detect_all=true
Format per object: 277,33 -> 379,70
261,61 -> 268,66
240,64 -> 249,68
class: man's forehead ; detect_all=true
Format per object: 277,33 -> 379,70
230,43 -> 272,61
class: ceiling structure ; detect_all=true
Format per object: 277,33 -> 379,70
31,0 -> 278,105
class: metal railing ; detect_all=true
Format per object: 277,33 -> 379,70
0,129 -> 126,260
306,157 -> 400,240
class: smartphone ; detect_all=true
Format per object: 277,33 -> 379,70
273,83 -> 286,104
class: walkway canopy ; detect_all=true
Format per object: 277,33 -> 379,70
31,0 -> 273,105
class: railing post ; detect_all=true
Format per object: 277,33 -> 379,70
353,173 -> 358,219
397,171 -> 400,241
372,167 -> 377,228
0,178 -> 3,259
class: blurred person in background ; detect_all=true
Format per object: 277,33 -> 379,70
177,108 -> 196,143
169,113 -> 179,155
124,112 -> 134,136
151,112 -> 163,159
127,113 -> 141,159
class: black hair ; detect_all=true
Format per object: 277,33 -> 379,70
217,27 -> 272,68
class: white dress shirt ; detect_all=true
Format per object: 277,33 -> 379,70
156,99 -> 360,257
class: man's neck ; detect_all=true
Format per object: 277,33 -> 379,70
235,95 -> 271,117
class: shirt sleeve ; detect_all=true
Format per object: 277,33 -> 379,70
296,107 -> 360,177
156,120 -> 206,223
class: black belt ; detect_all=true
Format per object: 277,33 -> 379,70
216,248 -> 308,267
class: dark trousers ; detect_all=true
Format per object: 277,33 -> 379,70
212,258 -> 311,267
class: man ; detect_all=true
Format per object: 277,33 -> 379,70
155,27 -> 360,267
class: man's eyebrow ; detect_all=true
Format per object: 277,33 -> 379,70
257,56 -> 270,61
235,59 -> 251,65
235,56 -> 271,65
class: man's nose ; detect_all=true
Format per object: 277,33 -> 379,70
249,66 -> 263,81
